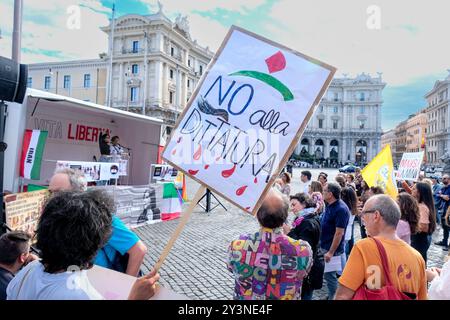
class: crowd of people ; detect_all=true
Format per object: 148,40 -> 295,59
1,168 -> 159,300
1,167 -> 450,300
229,169 -> 450,300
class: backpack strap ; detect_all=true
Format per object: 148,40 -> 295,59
371,237 -> 393,286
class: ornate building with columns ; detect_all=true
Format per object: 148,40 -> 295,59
101,9 -> 213,143
294,73 -> 385,165
27,8 -> 213,145
425,71 -> 450,165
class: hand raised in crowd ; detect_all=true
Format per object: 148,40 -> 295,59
426,267 -> 441,282
128,269 -> 160,300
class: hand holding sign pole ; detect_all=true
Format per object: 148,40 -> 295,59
153,26 -> 336,273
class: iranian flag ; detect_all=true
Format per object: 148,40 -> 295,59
20,130 -> 48,180
161,182 -> 182,221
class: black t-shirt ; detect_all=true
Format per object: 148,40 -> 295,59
0,266 -> 14,300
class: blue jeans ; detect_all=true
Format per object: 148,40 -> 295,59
324,271 -> 338,300
301,288 -> 314,300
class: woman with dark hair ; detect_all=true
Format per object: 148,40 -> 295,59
318,172 -> 328,187
283,193 -> 323,300
411,182 -> 437,263
341,187 -> 358,258
346,174 -> 356,190
98,133 -> 111,162
275,172 -> 292,196
396,192 -> 420,244
309,181 -> 323,194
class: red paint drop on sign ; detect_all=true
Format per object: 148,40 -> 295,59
193,145 -> 202,160
236,185 -> 247,196
171,149 -> 176,155
221,164 -> 237,178
254,177 -> 258,184
204,165 -> 210,170
188,169 -> 199,175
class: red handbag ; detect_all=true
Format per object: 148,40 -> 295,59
352,237 -> 415,300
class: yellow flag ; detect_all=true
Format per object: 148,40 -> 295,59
361,144 -> 398,199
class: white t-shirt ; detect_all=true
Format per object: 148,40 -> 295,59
429,259 -> 450,300
344,214 -> 356,241
302,180 -> 311,194
7,260 -> 103,300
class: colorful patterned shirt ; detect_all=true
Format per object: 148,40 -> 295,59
227,227 -> 312,300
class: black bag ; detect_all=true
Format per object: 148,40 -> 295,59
308,250 -> 325,290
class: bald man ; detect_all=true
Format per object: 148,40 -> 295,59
227,189 -> 313,300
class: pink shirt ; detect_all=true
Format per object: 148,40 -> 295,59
396,219 -> 411,244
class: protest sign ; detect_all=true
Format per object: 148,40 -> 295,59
87,265 -> 188,300
162,26 -> 335,214
99,183 -> 182,227
395,152 -> 424,181
100,185 -> 163,228
56,160 -> 119,182
150,164 -> 179,183
4,190 -> 49,235
153,26 -> 335,272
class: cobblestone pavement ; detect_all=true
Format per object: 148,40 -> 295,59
135,168 -> 449,300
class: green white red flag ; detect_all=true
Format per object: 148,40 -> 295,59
20,129 -> 48,180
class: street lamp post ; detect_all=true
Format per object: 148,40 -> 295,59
12,0 -> 23,62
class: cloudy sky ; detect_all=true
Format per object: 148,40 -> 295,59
1,0 -> 449,130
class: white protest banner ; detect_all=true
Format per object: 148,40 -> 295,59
56,160 -> 119,182
87,265 -> 188,300
99,185 -> 163,227
162,26 -> 336,214
395,152 -> 424,181
5,190 -> 50,235
150,164 -> 179,183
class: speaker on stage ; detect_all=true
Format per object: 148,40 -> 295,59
0,56 -> 28,103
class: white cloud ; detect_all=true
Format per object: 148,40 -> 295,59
1,0 -> 448,87
266,0 -> 450,85
1,0 -> 110,63
142,0 -> 267,14
139,0 -> 239,52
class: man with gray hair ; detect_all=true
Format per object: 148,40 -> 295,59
49,168 -> 87,192
227,189 -> 313,300
48,169 -> 148,277
335,194 -> 427,300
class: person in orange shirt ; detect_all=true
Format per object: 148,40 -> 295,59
335,194 -> 427,300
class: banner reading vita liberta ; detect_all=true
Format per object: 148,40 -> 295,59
162,26 -> 336,214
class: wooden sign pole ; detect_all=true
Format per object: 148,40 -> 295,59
153,185 -> 206,272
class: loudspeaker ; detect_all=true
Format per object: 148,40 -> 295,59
0,56 -> 28,103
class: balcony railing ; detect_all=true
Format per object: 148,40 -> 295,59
111,100 -> 181,125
